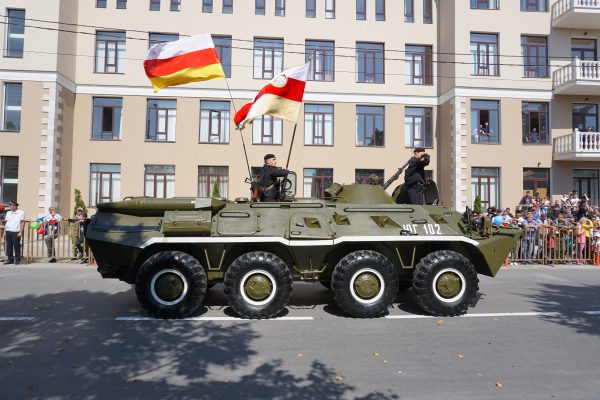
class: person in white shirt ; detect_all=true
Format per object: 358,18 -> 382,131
37,207 -> 63,263
3,200 -> 26,265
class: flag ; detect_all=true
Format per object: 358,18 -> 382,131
234,62 -> 309,129
144,33 -> 225,92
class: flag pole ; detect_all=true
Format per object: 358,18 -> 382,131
285,122 -> 298,170
223,76 -> 252,181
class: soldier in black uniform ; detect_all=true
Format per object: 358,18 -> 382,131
404,147 -> 430,205
258,154 -> 289,201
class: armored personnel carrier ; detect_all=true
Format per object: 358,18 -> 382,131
87,178 -> 521,319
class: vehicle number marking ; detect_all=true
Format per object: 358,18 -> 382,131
422,224 -> 441,235
402,224 -> 418,234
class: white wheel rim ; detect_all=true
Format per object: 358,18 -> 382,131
432,268 -> 466,303
150,269 -> 189,306
239,269 -> 277,306
349,268 -> 385,304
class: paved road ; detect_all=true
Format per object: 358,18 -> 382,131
1,263 -> 599,399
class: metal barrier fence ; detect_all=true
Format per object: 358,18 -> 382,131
1,220 -> 92,264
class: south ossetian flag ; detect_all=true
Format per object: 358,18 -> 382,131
144,33 -> 225,92
234,62 -> 309,129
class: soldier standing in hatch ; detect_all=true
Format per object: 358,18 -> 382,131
404,147 -> 430,205
258,154 -> 289,201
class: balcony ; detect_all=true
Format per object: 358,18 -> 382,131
552,0 -> 600,29
553,129 -> 600,161
552,59 -> 600,95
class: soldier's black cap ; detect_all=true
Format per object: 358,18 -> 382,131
9,200 -> 18,206
413,147 -> 426,153
264,153 -> 276,161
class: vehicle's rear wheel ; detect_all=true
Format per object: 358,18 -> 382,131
224,251 -> 292,319
412,250 -> 479,316
135,251 -> 207,319
331,250 -> 399,318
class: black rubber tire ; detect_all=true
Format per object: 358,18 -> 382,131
412,250 -> 479,316
224,251 -> 292,319
135,251 -> 207,319
319,281 -> 331,290
331,250 -> 399,318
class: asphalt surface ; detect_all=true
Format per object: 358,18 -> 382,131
1,262 -> 599,400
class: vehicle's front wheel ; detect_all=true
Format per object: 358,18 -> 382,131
135,251 -> 207,319
224,251 -> 292,319
412,250 -> 479,316
331,250 -> 399,318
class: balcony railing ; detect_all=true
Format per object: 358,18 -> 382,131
552,0 -> 600,28
552,59 -> 600,94
553,129 -> 600,160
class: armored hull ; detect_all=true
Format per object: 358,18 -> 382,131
87,184 -> 521,319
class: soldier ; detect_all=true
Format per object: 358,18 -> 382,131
257,154 -> 289,202
404,147 -> 430,205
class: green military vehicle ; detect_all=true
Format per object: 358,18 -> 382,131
87,176 -> 521,319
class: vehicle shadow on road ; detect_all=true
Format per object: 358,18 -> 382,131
525,283 -> 600,337
0,291 -> 400,400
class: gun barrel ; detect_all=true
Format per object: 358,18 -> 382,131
383,159 -> 411,189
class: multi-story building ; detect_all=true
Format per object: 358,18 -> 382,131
0,0 -> 598,217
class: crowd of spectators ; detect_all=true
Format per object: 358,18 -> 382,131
482,190 -> 600,264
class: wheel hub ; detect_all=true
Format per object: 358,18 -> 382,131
243,273 -> 273,301
154,273 -> 185,302
353,272 -> 381,299
436,271 -> 462,299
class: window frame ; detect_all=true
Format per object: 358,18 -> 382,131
306,0 -> 316,17
325,0 -> 335,19
471,167 -> 500,210
572,103 -> 598,132
404,0 -> 414,23
148,32 -> 179,49
94,31 -> 126,74
256,0 -> 266,15
213,35 -> 232,78
423,0 -> 433,23
149,0 -> 160,11
306,40 -> 335,82
199,100 -> 230,144
303,168 -> 333,198
253,38 -> 284,79
1,82 -> 22,132
404,107 -> 433,148
406,45 -> 433,85
523,168 -> 550,199
5,9 -> 25,58
275,0 -> 285,16
222,0 -> 233,13
144,165 -> 175,199
520,0 -> 548,12
253,115 -> 283,145
89,163 -> 121,207
470,0 -> 499,10
356,0 -> 366,20
356,42 -> 385,84
198,166 -> 229,198
96,0 -> 107,8
305,103 -> 334,146
521,36 -> 548,78
0,156 -> 19,204
470,33 -> 500,76
91,97 -> 123,141
116,0 -> 127,9
471,99 -> 501,144
355,169 -> 384,185
146,99 -> 177,142
522,102 -> 550,145
356,105 -> 385,147
375,0 -> 385,21
202,0 -> 213,13
170,0 -> 181,11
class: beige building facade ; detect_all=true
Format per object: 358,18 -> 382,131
0,0 -> 599,217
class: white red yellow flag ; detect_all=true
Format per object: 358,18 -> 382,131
234,62 -> 309,129
144,33 -> 225,92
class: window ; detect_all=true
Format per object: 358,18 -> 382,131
256,0 -> 265,15
521,0 -> 547,12
275,0 -> 285,16
254,38 -> 283,79
304,168 -> 333,197
306,40 -> 334,81
470,0 -> 499,9
90,164 -> 121,206
306,0 -> 316,17
356,0 -> 366,20
147,99 -> 176,142
571,39 -> 597,61
356,42 -> 384,83
170,0 -> 181,11
200,101 -> 230,143
423,0 -> 432,23
223,0 -> 233,13
305,104 -> 334,145
253,115 -> 283,145
572,104 -> 598,132
573,169 -> 599,205
376,0 -> 385,21
2,82 -> 22,132
470,33 -> 499,76
406,45 -> 433,85
198,166 -> 229,198
5,9 -> 25,58
472,167 -> 499,209
522,102 -> 549,144
213,36 -> 232,77
356,105 -> 384,147
96,0 -> 107,7
149,33 -> 179,49
92,97 -> 122,140
0,156 -> 18,204
145,165 -> 175,198
117,0 -> 127,9
355,169 -> 384,185
523,168 -> 549,199
202,0 -> 213,13
521,36 -> 548,78
471,99 -> 500,144
404,0 -> 414,22
150,0 -> 160,10
95,31 -> 126,74
325,0 -> 335,18
405,107 -> 433,148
